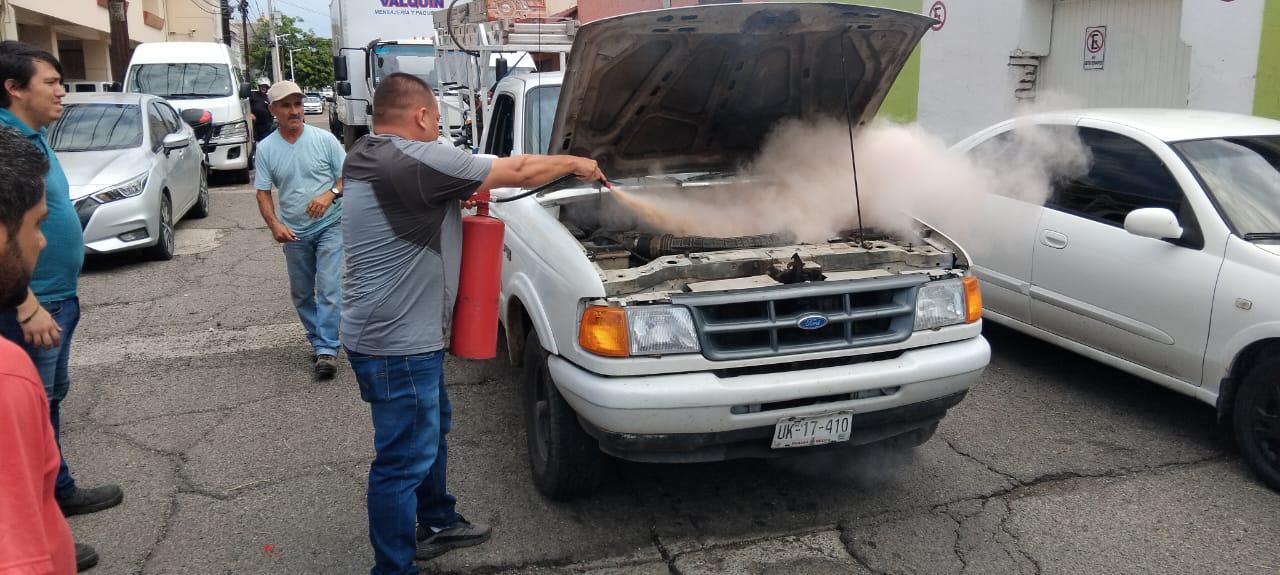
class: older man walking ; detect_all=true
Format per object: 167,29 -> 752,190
341,72 -> 605,575
254,80 -> 346,379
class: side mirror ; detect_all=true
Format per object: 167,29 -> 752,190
336,81 -> 352,97
162,132 -> 191,154
239,84 -> 251,99
1124,207 -> 1184,240
333,56 -> 348,82
179,108 -> 211,127
180,109 -> 214,142
495,58 -> 509,82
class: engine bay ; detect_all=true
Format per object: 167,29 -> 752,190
554,188 -> 964,300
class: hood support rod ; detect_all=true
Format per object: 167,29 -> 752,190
840,27 -> 867,247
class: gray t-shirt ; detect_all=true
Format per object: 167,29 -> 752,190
340,134 -> 493,355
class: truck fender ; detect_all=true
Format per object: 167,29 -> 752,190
502,271 -> 558,364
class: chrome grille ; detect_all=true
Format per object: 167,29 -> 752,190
673,275 -> 926,361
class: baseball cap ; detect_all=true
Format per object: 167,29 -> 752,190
267,80 -> 304,104
257,77 -> 270,87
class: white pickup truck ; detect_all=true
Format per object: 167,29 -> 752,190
477,3 -> 988,498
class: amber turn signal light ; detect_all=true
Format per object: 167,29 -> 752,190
963,276 -> 982,323
580,306 -> 629,357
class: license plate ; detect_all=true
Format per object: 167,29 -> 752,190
771,411 -> 853,449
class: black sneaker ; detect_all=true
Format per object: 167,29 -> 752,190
75,542 -> 98,572
57,485 -> 123,517
314,354 -> 337,380
415,516 -> 492,560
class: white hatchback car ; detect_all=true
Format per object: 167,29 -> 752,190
944,109 -> 1280,491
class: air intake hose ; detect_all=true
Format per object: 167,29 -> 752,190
623,232 -> 794,259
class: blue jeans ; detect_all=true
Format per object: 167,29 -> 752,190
283,222 -> 342,356
347,349 -> 459,575
0,297 -> 80,498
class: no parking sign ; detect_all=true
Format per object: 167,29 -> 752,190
1084,26 -> 1106,70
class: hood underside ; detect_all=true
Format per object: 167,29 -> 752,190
548,3 -> 934,178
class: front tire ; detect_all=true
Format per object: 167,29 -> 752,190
523,331 -> 605,499
1234,357 -> 1280,492
145,194 -> 175,261
188,166 -> 210,219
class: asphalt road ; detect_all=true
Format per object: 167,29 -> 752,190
58,114 -> 1280,574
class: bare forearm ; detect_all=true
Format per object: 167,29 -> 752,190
486,155 -> 585,189
256,190 -> 281,227
16,289 -> 38,317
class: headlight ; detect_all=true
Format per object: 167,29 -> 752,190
211,121 -> 248,143
579,304 -> 701,357
90,174 -> 148,204
914,276 -> 982,331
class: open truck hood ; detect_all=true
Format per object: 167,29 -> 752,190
548,3 -> 935,178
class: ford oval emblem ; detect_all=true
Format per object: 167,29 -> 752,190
797,314 -> 829,330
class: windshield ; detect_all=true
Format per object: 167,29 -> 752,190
48,104 -> 143,152
372,44 -> 437,89
1174,135 -> 1280,238
524,85 -> 560,155
128,63 -> 232,98
305,96 -> 321,103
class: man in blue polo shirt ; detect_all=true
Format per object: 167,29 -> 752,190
255,80 -> 346,379
0,39 -> 123,570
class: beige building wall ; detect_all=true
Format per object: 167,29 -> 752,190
1,0 -> 173,81
165,0 -> 219,42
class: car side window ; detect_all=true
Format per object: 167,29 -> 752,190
157,103 -> 182,134
484,94 -> 516,157
1047,128 -> 1184,227
147,103 -> 168,150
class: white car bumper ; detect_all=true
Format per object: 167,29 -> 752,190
207,141 -> 250,171
548,335 -> 990,462
76,192 -> 161,254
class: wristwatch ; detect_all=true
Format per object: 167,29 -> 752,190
329,187 -> 342,199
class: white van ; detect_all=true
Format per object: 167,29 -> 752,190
124,42 -> 254,180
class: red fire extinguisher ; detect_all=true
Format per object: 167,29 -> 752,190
450,189 -> 505,360
450,175 -> 593,359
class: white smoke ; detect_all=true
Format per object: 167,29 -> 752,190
608,114 -> 1091,244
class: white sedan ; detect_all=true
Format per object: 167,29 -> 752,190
944,109 -> 1280,490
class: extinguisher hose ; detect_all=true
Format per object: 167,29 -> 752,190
491,173 -> 583,204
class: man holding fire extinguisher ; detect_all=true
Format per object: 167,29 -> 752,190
339,72 -> 605,575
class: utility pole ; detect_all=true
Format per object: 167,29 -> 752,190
239,0 -> 250,71
219,0 -> 233,47
106,0 -> 130,81
266,0 -> 282,82
288,48 -> 301,82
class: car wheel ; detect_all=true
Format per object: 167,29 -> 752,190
145,194 -> 175,261
188,166 -> 211,219
523,330 -> 605,499
1233,357 -> 1280,492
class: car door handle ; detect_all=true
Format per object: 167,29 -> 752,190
1040,230 -> 1068,249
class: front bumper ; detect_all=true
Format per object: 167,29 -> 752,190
549,335 -> 990,462
76,193 -> 160,254
304,105 -> 323,114
207,141 -> 250,171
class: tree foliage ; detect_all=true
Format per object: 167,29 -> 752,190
248,14 -> 334,90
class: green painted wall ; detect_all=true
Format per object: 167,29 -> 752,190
1255,0 -> 1280,119
839,0 -> 923,122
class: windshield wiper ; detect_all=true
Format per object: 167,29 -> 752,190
162,93 -> 222,99
1242,232 -> 1280,240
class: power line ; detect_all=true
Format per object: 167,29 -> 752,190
185,0 -> 219,16
275,0 -> 329,19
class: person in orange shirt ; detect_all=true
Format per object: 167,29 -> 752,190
0,125 -> 84,573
